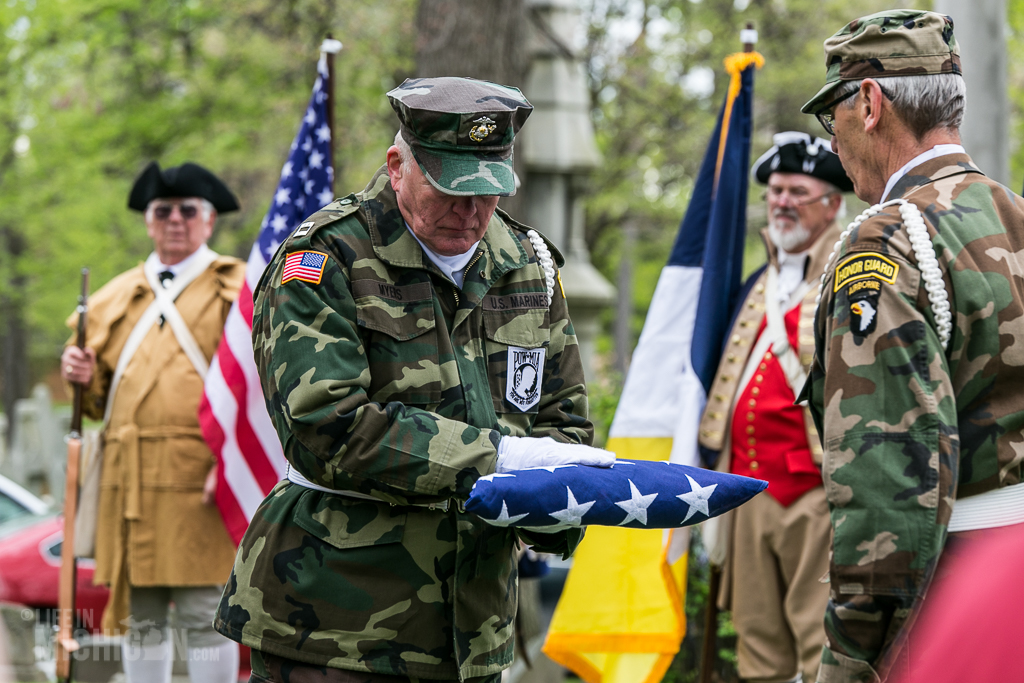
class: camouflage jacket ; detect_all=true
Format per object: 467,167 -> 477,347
214,167 -> 593,680
806,153 -> 1024,682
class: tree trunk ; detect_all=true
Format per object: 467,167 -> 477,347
414,0 -> 530,218
0,226 -> 29,447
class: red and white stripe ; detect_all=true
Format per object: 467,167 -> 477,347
198,245 -> 287,543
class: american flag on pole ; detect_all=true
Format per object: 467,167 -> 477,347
199,50 -> 336,544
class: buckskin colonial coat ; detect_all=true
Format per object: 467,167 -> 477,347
67,255 -> 245,634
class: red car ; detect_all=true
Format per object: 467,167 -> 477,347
0,513 -> 108,631
0,477 -> 249,678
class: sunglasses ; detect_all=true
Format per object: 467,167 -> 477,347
761,190 -> 837,207
815,84 -> 893,136
151,202 -> 202,220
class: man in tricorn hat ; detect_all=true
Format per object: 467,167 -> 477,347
213,77 -> 613,683
61,161 -> 244,683
699,132 -> 851,683
801,9 -> 1024,682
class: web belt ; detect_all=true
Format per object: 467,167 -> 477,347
285,464 -> 450,511
947,482 -> 1024,533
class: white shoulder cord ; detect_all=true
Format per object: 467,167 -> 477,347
526,230 -> 556,303
817,199 -> 952,350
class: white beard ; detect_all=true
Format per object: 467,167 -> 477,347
768,217 -> 812,254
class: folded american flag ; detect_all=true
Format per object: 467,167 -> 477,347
466,460 -> 767,530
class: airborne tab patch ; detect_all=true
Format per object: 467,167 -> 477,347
834,252 -> 900,292
282,251 -> 328,285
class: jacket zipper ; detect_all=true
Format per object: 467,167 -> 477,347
451,250 -> 483,308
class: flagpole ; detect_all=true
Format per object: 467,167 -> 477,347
699,24 -> 757,683
321,35 -> 343,194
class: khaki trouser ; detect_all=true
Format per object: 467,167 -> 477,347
728,487 -> 831,683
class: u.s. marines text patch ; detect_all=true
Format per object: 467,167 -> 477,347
282,251 -> 328,285
834,252 -> 900,292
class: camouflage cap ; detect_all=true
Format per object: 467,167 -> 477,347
387,77 -> 532,196
801,10 -> 961,115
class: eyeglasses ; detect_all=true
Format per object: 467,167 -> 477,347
151,202 -> 201,220
761,189 -> 837,207
815,84 -> 893,136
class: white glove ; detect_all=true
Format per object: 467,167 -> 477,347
496,436 -> 616,473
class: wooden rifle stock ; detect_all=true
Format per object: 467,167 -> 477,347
56,268 -> 89,683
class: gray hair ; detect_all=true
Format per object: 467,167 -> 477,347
144,198 -> 215,223
393,131 -> 415,171
835,73 -> 965,139
818,180 -> 847,220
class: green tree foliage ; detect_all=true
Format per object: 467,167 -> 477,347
0,0 -> 415,394
579,0 -> 927,363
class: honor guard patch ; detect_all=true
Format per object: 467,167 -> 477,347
834,252 -> 899,292
282,251 -> 328,285
506,346 -> 545,411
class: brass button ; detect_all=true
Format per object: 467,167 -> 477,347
721,375 -> 733,383
747,448 -> 756,457
740,321 -> 751,328
755,284 -> 765,294
750,461 -> 760,471
746,412 -> 756,421
747,437 -> 756,446
732,334 -> 741,344
751,387 -> 760,396
748,399 -> 756,408
714,394 -> 726,403
747,302 -> 756,309
765,351 -> 773,360
760,362 -> 767,370
755,374 -> 764,383
746,425 -> 755,435
727,354 -> 737,363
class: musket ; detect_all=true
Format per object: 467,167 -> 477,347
56,268 -> 89,683
698,564 -> 722,683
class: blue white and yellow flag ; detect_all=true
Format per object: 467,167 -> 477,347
544,50 -> 763,683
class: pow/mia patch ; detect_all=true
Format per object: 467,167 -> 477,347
848,286 -> 879,339
282,250 -> 328,285
506,346 -> 545,411
834,252 -> 900,292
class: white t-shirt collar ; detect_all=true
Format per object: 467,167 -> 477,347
882,144 -> 966,202
406,224 -> 479,289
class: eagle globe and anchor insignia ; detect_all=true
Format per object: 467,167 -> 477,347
469,116 -> 497,142
506,346 -> 545,411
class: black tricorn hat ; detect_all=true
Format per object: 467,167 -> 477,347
751,132 -> 854,193
128,161 -> 240,213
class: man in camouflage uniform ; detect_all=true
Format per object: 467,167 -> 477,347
214,77 -> 612,683
699,133 -> 851,683
801,10 -> 1024,682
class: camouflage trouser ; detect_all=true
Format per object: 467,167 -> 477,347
249,650 -> 502,683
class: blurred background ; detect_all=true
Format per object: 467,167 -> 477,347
0,1 -> 1020,680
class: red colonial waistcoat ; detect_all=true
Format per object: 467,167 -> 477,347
729,303 -> 821,507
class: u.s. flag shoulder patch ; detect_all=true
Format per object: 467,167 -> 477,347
282,250 -> 329,285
